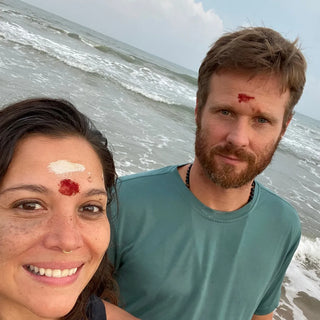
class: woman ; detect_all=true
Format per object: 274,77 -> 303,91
0,98 -> 138,320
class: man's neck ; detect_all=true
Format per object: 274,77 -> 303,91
178,160 -> 254,212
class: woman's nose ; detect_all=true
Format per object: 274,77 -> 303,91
43,212 -> 84,253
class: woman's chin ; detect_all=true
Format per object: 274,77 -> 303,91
29,299 -> 77,319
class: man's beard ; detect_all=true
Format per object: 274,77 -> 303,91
195,126 -> 281,189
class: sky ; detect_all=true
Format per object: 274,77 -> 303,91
21,0 -> 320,120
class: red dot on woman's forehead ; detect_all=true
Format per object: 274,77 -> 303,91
59,179 -> 79,196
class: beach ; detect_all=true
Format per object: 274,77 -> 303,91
1,0 -> 319,318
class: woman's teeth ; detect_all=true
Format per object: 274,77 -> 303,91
27,265 -> 77,277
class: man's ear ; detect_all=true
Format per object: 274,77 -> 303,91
281,114 -> 293,137
195,99 -> 199,124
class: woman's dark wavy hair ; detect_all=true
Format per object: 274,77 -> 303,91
0,98 -> 118,320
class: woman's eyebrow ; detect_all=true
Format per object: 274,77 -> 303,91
0,184 -> 48,195
83,189 -> 108,197
0,185 -> 107,197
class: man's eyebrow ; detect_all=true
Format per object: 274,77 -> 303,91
207,104 -> 235,113
0,184 -> 48,195
252,110 -> 278,122
208,103 -> 233,110
209,104 -> 279,122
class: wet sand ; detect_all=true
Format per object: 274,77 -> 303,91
293,291 -> 320,320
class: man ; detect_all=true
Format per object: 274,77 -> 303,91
108,27 -> 306,320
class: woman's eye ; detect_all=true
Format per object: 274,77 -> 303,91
79,204 -> 104,214
15,201 -> 43,210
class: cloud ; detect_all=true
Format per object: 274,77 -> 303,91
101,0 -> 223,69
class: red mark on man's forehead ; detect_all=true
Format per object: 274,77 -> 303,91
59,179 -> 79,196
238,93 -> 255,103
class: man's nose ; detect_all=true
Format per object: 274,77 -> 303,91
225,119 -> 250,148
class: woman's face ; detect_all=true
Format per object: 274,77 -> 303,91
0,134 -> 110,319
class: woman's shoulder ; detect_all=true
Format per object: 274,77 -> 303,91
103,301 -> 140,320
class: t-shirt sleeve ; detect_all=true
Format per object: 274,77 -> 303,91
86,295 -> 107,320
254,228 -> 301,315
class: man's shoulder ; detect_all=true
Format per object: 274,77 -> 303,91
257,182 -> 295,209
257,181 -> 300,227
118,165 -> 179,186
111,165 -> 182,222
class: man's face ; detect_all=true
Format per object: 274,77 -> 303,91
195,71 -> 290,188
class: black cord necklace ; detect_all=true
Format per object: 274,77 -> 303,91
185,163 -> 193,189
185,163 -> 255,203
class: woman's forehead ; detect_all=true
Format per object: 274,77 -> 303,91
2,135 -> 104,187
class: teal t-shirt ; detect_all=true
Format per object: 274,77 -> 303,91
108,165 -> 300,320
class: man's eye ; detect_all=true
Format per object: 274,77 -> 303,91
15,201 -> 43,210
257,117 -> 269,124
220,110 -> 230,116
79,204 -> 104,214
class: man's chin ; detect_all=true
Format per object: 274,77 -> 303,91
212,180 -> 252,189
206,168 -> 254,189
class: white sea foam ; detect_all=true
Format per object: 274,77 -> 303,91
0,20 -> 196,109
275,236 -> 320,320
290,238 -> 320,301
282,115 -> 320,163
295,236 -> 320,267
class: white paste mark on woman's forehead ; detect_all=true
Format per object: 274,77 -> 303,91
48,160 -> 85,174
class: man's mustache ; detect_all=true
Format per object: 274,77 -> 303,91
211,144 -> 255,162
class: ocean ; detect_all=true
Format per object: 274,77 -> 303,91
0,0 -> 319,319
